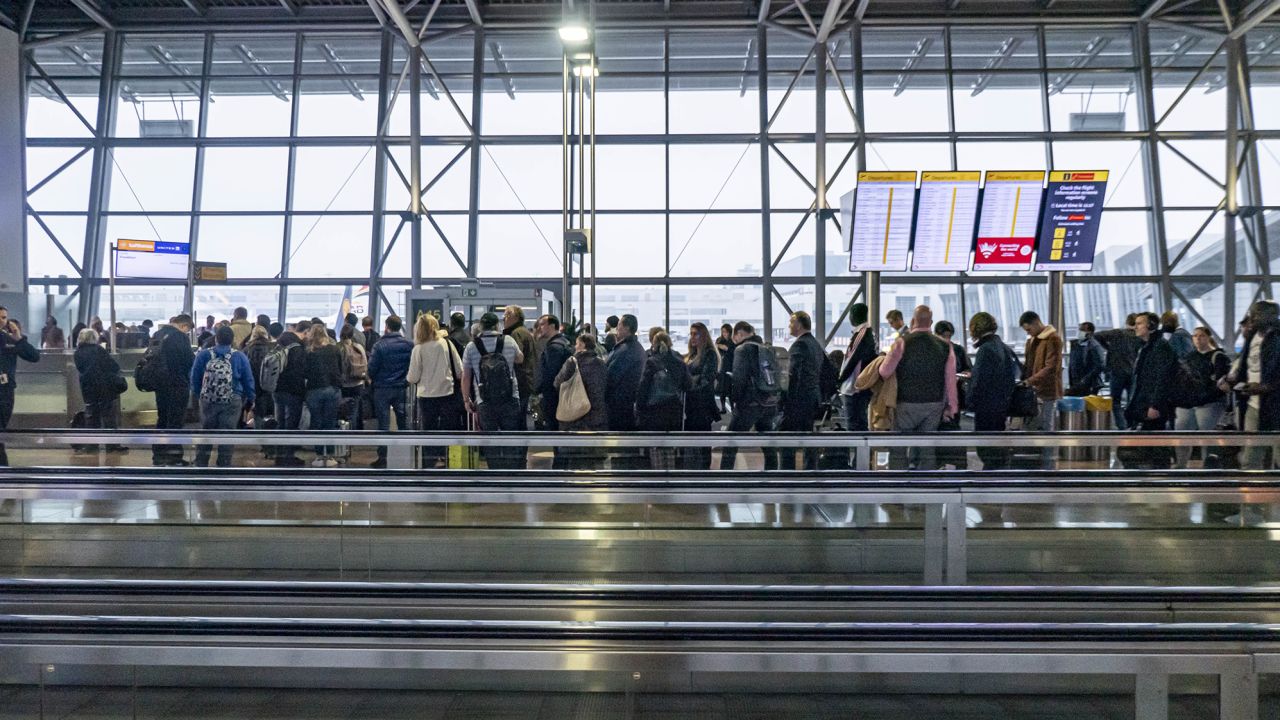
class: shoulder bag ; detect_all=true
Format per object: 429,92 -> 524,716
556,357 -> 592,423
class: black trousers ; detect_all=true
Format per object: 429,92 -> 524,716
973,411 -> 1010,470
152,386 -> 189,465
0,384 -> 14,466
780,404 -> 819,470
719,404 -> 779,470
418,394 -> 461,463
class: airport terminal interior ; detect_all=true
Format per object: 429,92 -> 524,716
1,0 -> 1279,715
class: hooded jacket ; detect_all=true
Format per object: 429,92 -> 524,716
74,343 -> 124,404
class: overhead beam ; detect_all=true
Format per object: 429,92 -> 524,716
461,0 -> 483,26
365,0 -> 386,25
66,0 -> 113,30
738,36 -> 756,96
1230,0 -> 1280,39
231,43 -> 291,101
319,42 -> 366,99
277,0 -> 299,16
146,44 -> 205,98
969,36 -> 1021,96
892,36 -> 931,96
487,40 -> 515,99
18,0 -> 36,40
817,0 -> 854,42
854,0 -> 871,22
1047,35 -> 1109,95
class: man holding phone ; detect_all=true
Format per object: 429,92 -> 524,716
0,307 -> 41,466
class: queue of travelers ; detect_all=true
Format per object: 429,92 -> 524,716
1,298 -> 1278,473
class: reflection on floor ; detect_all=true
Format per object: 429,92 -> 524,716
0,687 -> 1272,720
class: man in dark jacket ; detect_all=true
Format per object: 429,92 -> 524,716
150,314 -> 195,467
1095,314 -> 1139,429
361,316 -> 378,352
719,322 -> 780,471
1067,322 -> 1106,397
534,314 -> 573,431
1124,312 -> 1178,468
0,309 -> 41,466
715,323 -> 735,412
605,314 -> 645,433
967,312 -> 1016,470
446,312 -> 470,358
367,315 -> 413,468
781,311 -> 824,470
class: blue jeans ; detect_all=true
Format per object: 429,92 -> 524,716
1109,370 -> 1132,430
306,386 -> 341,456
195,395 -> 243,467
273,391 -> 304,461
372,385 -> 407,461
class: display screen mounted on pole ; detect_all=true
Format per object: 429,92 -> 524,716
971,171 -> 1045,272
848,171 -> 917,272
838,189 -> 855,252
911,171 -> 980,272
1033,170 -> 1110,272
114,239 -> 191,280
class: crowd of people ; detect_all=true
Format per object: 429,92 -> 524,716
1,298 -> 1278,471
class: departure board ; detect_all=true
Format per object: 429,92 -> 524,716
1033,170 -> 1110,272
910,171 -> 980,272
972,171 -> 1045,272
848,172 -> 917,273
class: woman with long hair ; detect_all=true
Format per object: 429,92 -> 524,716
553,333 -> 609,468
1173,326 -> 1232,467
683,322 -> 721,469
638,330 -> 693,469
406,313 -> 464,466
338,324 -> 368,431
304,323 -> 344,466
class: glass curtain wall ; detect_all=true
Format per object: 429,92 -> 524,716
20,21 -> 1280,348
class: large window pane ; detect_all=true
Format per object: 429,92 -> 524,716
478,145 -> 561,211
863,74 -> 949,132
668,213 -> 761,278
1165,209 -> 1224,276
384,146 -> 472,211
953,73 -> 1045,131
211,34 -> 296,76
102,216 -> 192,258
481,77 -> 560,135
862,29 -> 946,71
1044,28 -> 1134,69
671,76 -> 758,134
593,285 -> 669,331
956,141 -> 1047,170
595,75 -> 664,135
297,79 -> 379,136
475,214 -> 563,277
670,285 -> 762,345
386,75 -> 473,137
107,147 -> 196,212
196,216 -> 285,278
301,34 -> 381,75
864,141 -> 950,171
25,78 -> 99,138
194,286 -> 284,326
950,29 -> 1040,70
114,286 -> 186,326
1158,140 -> 1223,207
1151,69 -> 1226,131
1047,71 -> 1138,132
202,147 -> 289,211
206,83 -> 293,137
287,215 -> 373,277
596,146 -> 665,210
594,214 -> 666,277
1085,210 -> 1152,277
669,144 -> 760,211
26,214 -> 86,279
28,35 -> 104,76
293,146 -> 375,211
596,31 -> 664,73
286,285 -> 349,324
26,147 -> 93,212
119,35 -> 204,76
113,80 -> 202,138
1050,140 -> 1148,207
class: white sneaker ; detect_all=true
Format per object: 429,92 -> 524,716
311,458 -> 326,468
322,458 -> 339,468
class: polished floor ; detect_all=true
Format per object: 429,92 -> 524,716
0,687 -> 1272,720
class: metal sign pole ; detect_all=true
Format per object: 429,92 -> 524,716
108,242 -> 117,352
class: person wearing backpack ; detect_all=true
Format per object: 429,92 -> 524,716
266,327 -> 308,467
189,325 -> 255,468
1122,312 -> 1178,468
1172,326 -> 1232,468
338,324 -> 368,432
462,312 -> 525,469
138,314 -> 195,467
719,321 -> 781,471
638,330 -> 693,469
366,315 -> 413,469
1096,314 -> 1141,430
73,328 -> 128,455
242,325 -> 276,426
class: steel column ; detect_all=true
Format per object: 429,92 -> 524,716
409,36 -> 423,290
814,39 -> 828,341
1135,22 -> 1174,313
561,53 -> 570,323
277,32 -> 303,322
78,30 -> 117,324
758,26 -> 773,341
466,29 -> 482,277
368,32 -> 392,324
183,34 -> 213,318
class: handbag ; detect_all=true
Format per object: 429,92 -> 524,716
1002,344 -> 1039,419
556,357 -> 591,423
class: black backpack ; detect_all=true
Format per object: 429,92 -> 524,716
134,333 -> 168,392
646,355 -> 683,407
475,335 -> 514,406
1170,351 -> 1221,409
819,351 -> 839,398
751,344 -> 782,406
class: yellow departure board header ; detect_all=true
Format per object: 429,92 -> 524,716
1048,170 -> 1109,182
858,171 -> 917,183
985,171 -> 1046,183
922,171 -> 981,182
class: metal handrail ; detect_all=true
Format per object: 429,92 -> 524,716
3,429 -> 1279,449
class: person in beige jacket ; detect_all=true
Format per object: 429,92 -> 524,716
854,354 -> 897,431
1019,311 -> 1064,467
